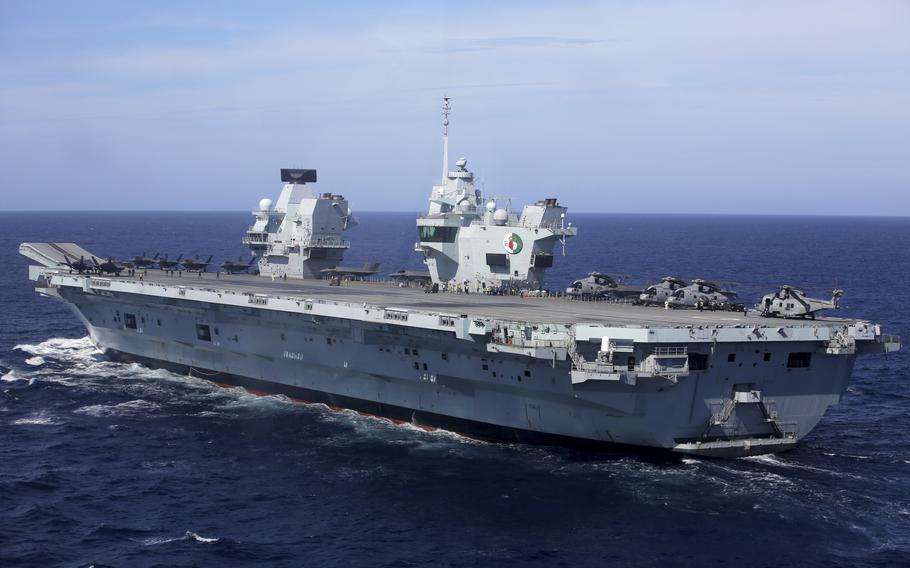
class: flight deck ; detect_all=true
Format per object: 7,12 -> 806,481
19,241 -> 862,329
102,270 -> 857,329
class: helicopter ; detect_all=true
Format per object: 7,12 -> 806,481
180,255 -> 213,273
92,256 -> 127,276
62,254 -> 94,274
637,276 -> 689,305
757,285 -> 844,319
129,252 -> 159,269
668,279 -> 742,311
221,256 -> 257,274
565,272 -> 642,300
157,254 -> 183,271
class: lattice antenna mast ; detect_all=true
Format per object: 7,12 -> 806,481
441,96 -> 451,184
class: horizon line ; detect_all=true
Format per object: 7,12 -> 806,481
0,209 -> 908,219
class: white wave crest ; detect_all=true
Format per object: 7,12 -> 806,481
74,399 -> 161,418
13,337 -> 106,383
142,531 -> 219,546
189,532 -> 219,543
312,403 -> 482,447
2,370 -> 25,383
12,411 -> 60,426
743,453 -> 864,480
15,336 -> 98,357
7,337 -> 221,399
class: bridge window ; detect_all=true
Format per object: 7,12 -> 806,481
196,324 -> 212,342
787,352 -> 812,368
486,253 -> 508,266
533,254 -> 554,268
418,226 -> 458,243
124,313 -> 137,330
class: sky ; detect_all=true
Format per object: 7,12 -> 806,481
0,0 -> 908,215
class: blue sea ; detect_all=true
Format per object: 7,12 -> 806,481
1,212 -> 908,567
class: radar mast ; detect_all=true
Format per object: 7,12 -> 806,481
442,96 -> 451,183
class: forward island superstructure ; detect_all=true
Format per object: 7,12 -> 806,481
19,99 -> 900,458
243,169 -> 357,279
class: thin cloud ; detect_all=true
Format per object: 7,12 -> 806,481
0,0 -> 907,214
432,35 -> 609,53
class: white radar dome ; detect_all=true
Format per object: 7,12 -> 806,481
493,208 -> 508,226
259,198 -> 272,211
486,200 -> 497,212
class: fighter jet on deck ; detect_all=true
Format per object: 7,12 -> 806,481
320,262 -> 380,280
180,255 -> 213,273
157,254 -> 182,271
221,256 -> 257,274
129,252 -> 159,269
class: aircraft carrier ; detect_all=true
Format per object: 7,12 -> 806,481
19,100 -> 900,457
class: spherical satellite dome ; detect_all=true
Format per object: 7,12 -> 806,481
493,208 -> 508,226
259,198 -> 272,211
458,198 -> 472,212
486,200 -> 497,212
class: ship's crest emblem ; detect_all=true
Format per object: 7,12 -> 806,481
503,232 -> 523,254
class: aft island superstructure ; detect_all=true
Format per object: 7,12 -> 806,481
416,98 -> 576,291
19,100 -> 900,458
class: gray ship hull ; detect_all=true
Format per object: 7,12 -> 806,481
55,280 -> 858,457
20,242 -> 899,458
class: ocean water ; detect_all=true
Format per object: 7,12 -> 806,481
1,211 -> 908,567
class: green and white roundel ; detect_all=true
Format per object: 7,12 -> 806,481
502,232 -> 523,254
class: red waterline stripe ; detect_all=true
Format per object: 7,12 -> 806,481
208,380 -> 443,434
